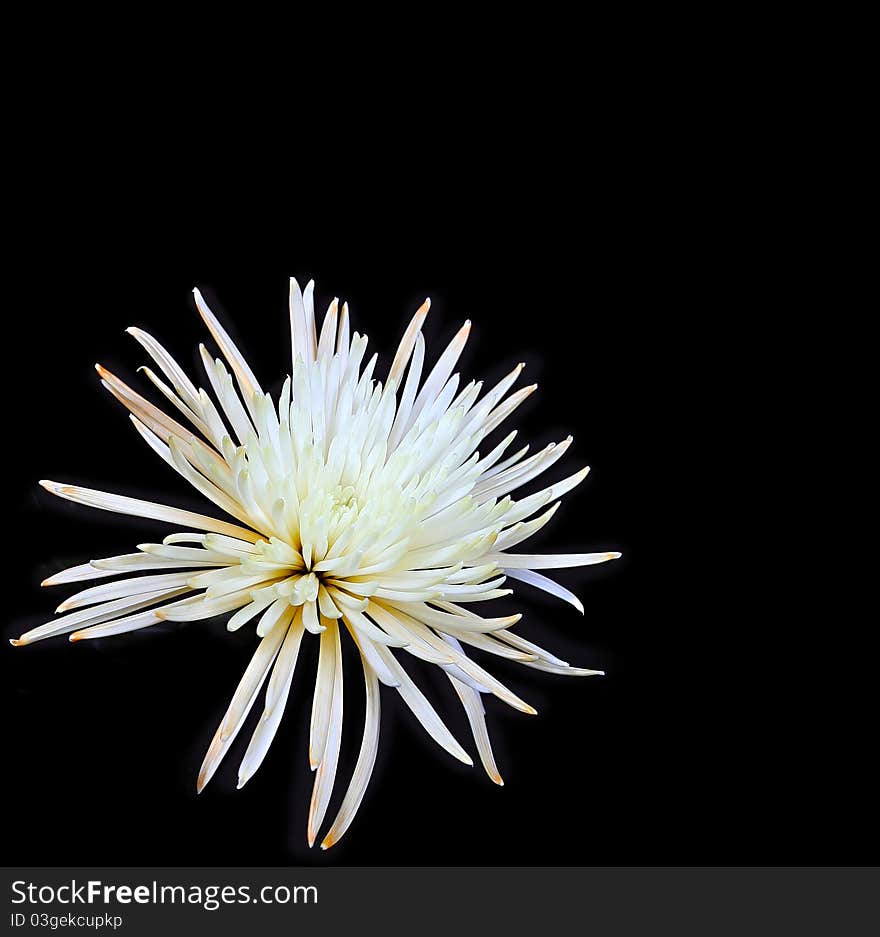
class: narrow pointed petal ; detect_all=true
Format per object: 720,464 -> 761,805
41,562 -> 121,587
238,607 -> 303,787
193,287 -> 263,405
57,571 -> 196,612
321,659 -> 380,849
443,635 -> 503,786
13,587 -> 190,646
197,615 -> 288,793
387,298 -> 430,389
502,567 -> 584,614
309,625 -> 337,769
373,643 -> 473,766
39,481 -> 263,543
126,327 -> 202,413
308,621 -> 344,846
482,551 -> 621,569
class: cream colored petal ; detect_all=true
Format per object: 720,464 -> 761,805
443,635 -> 503,786
481,551 -> 621,569
197,614 -> 288,792
307,621 -> 343,846
321,656 -> 380,850
193,287 -> 263,408
57,570 -> 196,612
39,481 -> 262,543
12,587 -> 190,646
309,624 -> 337,770
502,568 -> 584,615
237,607 -> 302,787
373,643 -> 472,766
387,298 -> 430,389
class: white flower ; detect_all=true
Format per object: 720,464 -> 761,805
14,279 -> 619,849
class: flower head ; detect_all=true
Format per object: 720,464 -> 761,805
14,279 -> 619,848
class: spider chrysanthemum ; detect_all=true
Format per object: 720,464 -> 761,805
14,279 -> 619,849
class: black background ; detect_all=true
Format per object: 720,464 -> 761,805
1,156 -> 873,868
